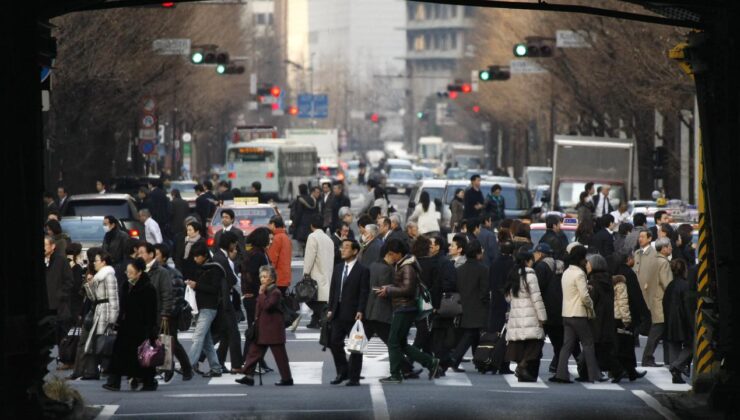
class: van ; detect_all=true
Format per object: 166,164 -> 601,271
444,180 -> 533,219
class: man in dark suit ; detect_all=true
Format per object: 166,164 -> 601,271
170,189 -> 191,238
56,186 -> 70,215
195,182 -> 218,225
147,179 -> 171,233
213,209 -> 246,255
217,180 -> 235,202
591,214 -> 616,257
211,231 -> 243,371
327,239 -> 370,386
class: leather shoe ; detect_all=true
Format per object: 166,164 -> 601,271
182,370 -> 194,381
451,366 -> 466,373
402,371 -> 420,380
611,372 -> 627,384
345,380 -> 360,386
101,384 -> 120,392
202,370 -> 222,378
235,375 -> 255,386
642,361 -> 663,367
80,375 -> 100,380
330,374 -> 348,385
164,370 -> 174,382
629,370 -> 648,381
548,377 -> 573,384
275,379 -> 294,386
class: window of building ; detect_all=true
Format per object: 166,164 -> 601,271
255,13 -> 265,25
408,3 -> 416,20
268,13 -> 274,25
416,3 -> 426,20
440,5 -> 449,19
450,32 -> 458,49
414,34 -> 425,51
424,4 -> 432,19
464,6 -> 475,17
451,5 -> 458,17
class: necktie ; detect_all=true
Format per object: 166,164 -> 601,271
340,264 -> 349,299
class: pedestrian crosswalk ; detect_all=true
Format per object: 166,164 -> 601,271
158,363 -> 690,392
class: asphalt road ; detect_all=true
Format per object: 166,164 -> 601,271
55,185 -> 689,419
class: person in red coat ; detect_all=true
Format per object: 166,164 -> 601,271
267,216 -> 293,293
234,266 -> 294,386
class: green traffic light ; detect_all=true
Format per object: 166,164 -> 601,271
191,52 -> 204,64
216,64 -> 226,74
513,43 -> 528,57
416,112 -> 424,119
479,70 -> 491,81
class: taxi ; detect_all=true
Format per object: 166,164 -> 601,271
529,217 -> 579,245
207,197 -> 282,247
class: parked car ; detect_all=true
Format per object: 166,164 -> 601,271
166,180 -> 198,209
62,193 -> 144,238
385,169 -> 417,195
317,163 -> 345,184
345,160 -> 361,184
412,165 -> 435,181
207,203 -> 281,247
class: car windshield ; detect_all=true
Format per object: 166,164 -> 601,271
527,170 -> 552,187
446,168 -> 466,179
168,181 -> 197,193
530,228 -> 576,245
65,199 -> 132,219
419,187 -> 445,203
211,207 -> 276,230
390,170 -> 415,180
60,219 -> 107,243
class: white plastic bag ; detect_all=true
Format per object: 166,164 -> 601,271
346,320 -> 368,354
185,286 -> 199,315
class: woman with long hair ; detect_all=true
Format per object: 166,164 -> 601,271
663,258 -> 693,384
497,219 -> 514,244
408,191 -> 440,235
68,247 -> 104,379
575,218 -> 595,252
586,254 -> 618,381
503,247 -> 547,382
575,191 -> 594,226
294,184 -> 317,245
373,187 -> 389,217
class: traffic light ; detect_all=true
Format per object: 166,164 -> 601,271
472,105 -> 480,113
270,86 -> 281,97
216,64 -> 245,75
288,106 -> 299,116
416,111 -> 429,121
366,112 -> 384,123
512,37 -> 554,57
478,65 -> 510,81
370,113 -> 379,123
190,45 -> 220,65
161,2 -> 175,7
461,83 -> 472,93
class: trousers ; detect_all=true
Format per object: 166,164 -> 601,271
544,323 -> 581,371
241,343 -> 292,381
215,308 -> 243,368
388,311 -> 435,377
555,317 -> 600,382
329,318 -> 363,381
643,323 -> 665,364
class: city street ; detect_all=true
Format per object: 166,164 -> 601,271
58,311 -> 683,420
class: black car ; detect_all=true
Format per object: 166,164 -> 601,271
62,193 -> 144,238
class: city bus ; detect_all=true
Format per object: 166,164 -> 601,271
225,139 -> 318,201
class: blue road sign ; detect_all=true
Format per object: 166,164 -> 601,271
313,94 -> 328,119
298,94 -> 313,118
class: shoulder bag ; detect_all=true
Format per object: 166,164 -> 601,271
137,337 -> 165,368
437,292 -> 463,318
294,275 -> 318,303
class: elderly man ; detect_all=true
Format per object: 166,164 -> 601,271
633,231 -> 673,367
387,214 -> 410,248
406,221 -> 419,245
338,206 -> 358,240
360,224 -> 383,266
593,184 -> 614,218
139,208 -> 163,245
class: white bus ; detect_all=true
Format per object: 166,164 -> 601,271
225,139 -> 318,201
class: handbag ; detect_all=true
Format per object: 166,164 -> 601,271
437,292 -> 462,318
137,337 -> 165,368
94,325 -> 116,357
158,319 -> 174,372
295,275 -> 318,303
245,324 -> 258,342
279,293 -> 300,328
58,326 -> 80,365
176,299 -> 193,332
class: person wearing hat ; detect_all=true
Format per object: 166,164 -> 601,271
533,242 -> 577,374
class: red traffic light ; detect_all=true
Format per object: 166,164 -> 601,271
472,105 -> 480,113
270,86 -> 281,97
449,91 -> 458,100
271,103 -> 280,110
161,2 -> 175,7
288,106 -> 299,116
370,113 -> 379,123
461,83 -> 472,93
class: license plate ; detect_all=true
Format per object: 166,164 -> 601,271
398,188 -> 406,194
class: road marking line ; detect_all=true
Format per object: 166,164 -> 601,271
362,360 -> 390,379
290,361 -> 324,384
93,404 -> 119,420
434,370 -> 472,387
642,367 -> 692,392
503,372 -> 548,388
167,393 -> 247,397
568,366 -> 623,391
295,332 -> 321,340
632,390 -> 679,420
370,383 -> 390,420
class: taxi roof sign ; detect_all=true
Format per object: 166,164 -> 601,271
563,217 -> 578,225
234,197 -> 259,205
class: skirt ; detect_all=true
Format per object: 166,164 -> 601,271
505,339 -> 544,363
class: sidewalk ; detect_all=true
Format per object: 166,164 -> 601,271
653,391 -> 724,420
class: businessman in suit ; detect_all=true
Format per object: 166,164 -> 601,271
326,239 -> 370,386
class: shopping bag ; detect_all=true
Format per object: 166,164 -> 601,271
185,285 -> 199,315
138,338 -> 165,368
158,320 -> 173,372
346,320 -> 368,354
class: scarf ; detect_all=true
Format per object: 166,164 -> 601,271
184,233 -> 201,259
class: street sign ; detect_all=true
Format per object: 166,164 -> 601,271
313,94 -> 329,118
556,30 -> 594,48
142,115 -> 156,128
182,132 -> 192,143
142,97 -> 156,113
139,139 -> 156,155
436,102 -> 456,126
297,94 -> 313,118
249,73 -> 257,95
510,59 -> 547,74
158,124 -> 165,143
350,110 -> 366,119
183,143 -> 192,155
139,128 -> 157,140
152,38 -> 191,55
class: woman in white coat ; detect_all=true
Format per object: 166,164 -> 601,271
82,250 -> 119,373
504,248 -> 547,382
408,191 -> 440,235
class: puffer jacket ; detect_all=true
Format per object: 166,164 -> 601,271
387,255 -> 421,311
613,275 -> 631,325
505,268 -> 547,341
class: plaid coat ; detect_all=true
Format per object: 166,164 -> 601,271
83,265 -> 120,353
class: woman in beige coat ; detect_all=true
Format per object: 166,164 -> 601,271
549,245 -> 603,384
504,248 -> 547,382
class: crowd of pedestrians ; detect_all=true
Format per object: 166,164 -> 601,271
42,174 -> 697,392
